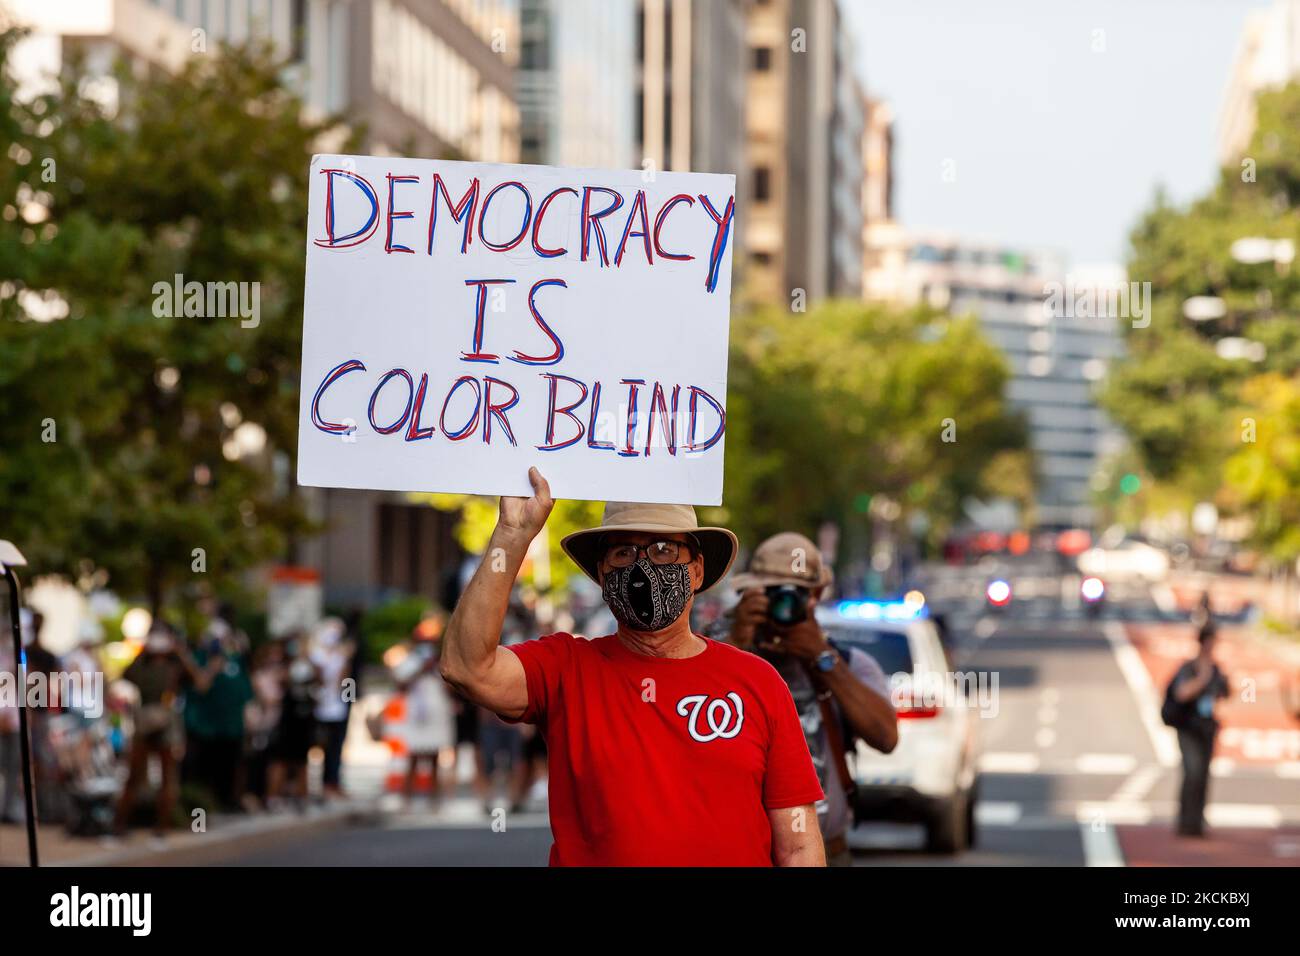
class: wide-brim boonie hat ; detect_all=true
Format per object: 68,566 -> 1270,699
561,501 -> 738,593
730,531 -> 834,591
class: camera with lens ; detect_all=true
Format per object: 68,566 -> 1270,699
765,584 -> 810,626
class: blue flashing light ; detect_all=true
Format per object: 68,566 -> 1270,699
833,599 -> 927,622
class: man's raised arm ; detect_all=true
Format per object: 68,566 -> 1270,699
440,467 -> 554,720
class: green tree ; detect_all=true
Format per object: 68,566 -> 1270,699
715,299 -> 1030,559
1102,81 -> 1300,562
414,492 -> 602,593
0,31 -> 354,610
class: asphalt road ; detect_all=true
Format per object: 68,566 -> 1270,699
206,568 -> 1300,866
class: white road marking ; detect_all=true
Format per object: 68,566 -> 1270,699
1113,763 -> 1163,801
1076,753 -> 1138,775
1040,687 -> 1060,705
1078,820 -> 1125,867
1274,838 -> 1300,858
1102,621 -> 1179,767
1276,762 -> 1300,779
974,618 -> 998,639
1206,804 -> 1282,828
1035,727 -> 1057,748
1210,756 -> 1236,776
1076,800 -> 1153,825
980,751 -> 1041,773
974,801 -> 1023,826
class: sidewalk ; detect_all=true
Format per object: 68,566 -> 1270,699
1,703 -> 391,867
0,799 -> 366,866
1109,577 -> 1300,865
1116,824 -> 1300,866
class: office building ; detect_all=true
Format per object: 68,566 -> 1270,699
743,0 -> 863,305
517,0 -> 637,168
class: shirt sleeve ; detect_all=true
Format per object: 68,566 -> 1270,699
761,669 -> 825,810
504,633 -> 575,725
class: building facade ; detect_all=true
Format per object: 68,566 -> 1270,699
634,0 -> 746,179
516,0 -> 637,167
1218,0 -> 1300,168
861,96 -> 894,287
10,0 -> 521,158
743,0 -> 863,306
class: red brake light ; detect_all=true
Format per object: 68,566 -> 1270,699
896,704 -> 941,719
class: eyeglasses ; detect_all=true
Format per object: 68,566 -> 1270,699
602,539 -> 695,568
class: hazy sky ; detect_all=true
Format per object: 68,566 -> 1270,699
845,0 -> 1273,268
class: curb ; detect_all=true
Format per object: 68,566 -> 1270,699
49,802 -> 372,867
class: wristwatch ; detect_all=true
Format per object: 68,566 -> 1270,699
814,648 -> 838,673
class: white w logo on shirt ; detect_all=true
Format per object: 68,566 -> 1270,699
676,692 -> 745,742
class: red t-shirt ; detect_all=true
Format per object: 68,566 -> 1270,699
507,633 -> 823,866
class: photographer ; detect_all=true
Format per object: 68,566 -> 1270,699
717,532 -> 898,867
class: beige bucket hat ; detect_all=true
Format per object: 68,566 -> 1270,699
561,501 -> 739,593
729,531 -> 834,591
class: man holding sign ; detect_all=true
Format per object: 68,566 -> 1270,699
439,467 -> 826,867
298,155 -> 816,862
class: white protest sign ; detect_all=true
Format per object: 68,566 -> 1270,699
297,154 -> 736,504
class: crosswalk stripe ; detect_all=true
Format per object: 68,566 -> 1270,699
1112,763 -> 1163,802
1102,621 -> 1180,767
975,801 -> 1022,826
1079,820 -> 1125,867
1206,804 -> 1282,828
980,752 -> 1040,773
1076,753 -> 1138,775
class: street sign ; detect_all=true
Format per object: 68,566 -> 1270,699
297,154 -> 736,505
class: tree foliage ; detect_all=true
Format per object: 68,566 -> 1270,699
712,300 -> 1030,557
1102,82 -> 1300,559
0,31 -> 353,608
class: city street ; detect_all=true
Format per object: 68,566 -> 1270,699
6,0 -> 1300,905
174,568 -> 1300,867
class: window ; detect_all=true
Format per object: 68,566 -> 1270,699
753,166 -> 771,201
291,0 -> 307,63
752,46 -> 772,71
822,627 -> 914,676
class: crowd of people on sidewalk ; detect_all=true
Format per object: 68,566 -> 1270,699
0,606 -> 360,838
385,601 -> 549,815
1,594 -> 558,842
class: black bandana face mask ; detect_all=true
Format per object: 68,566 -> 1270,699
602,557 -> 693,632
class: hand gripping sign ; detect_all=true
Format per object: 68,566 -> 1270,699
297,154 -> 737,505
